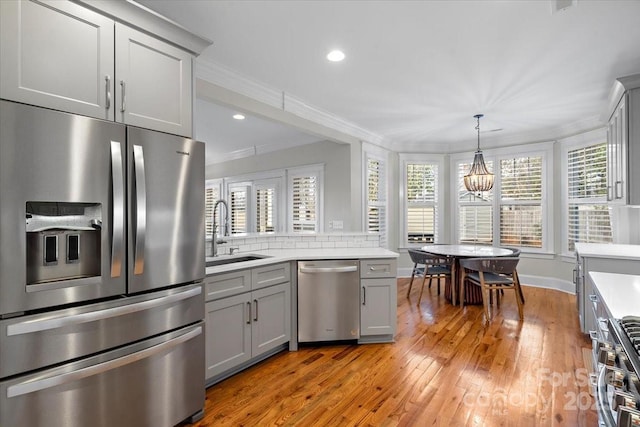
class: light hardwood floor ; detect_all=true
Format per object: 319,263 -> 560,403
189,278 -> 597,426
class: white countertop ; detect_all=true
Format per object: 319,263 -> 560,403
205,248 -> 399,275
575,243 -> 640,260
589,271 -> 640,318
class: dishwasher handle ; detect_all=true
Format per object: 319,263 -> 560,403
299,266 -> 358,274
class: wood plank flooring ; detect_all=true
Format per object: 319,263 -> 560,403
188,278 -> 597,426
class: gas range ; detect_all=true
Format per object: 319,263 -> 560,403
596,316 -> 640,427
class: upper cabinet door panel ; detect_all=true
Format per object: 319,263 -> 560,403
115,23 -> 193,137
0,0 -> 114,120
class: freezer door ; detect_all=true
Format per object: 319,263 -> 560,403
0,323 -> 205,427
0,283 -> 204,378
0,100 -> 126,316
126,127 -> 205,293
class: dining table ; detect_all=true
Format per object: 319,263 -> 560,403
420,244 -> 515,306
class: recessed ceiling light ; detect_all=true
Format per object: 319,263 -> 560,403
326,50 -> 345,62
232,114 -> 245,120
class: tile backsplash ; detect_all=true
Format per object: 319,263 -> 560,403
206,233 -> 380,255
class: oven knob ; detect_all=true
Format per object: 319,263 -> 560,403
599,348 -> 616,366
616,405 -> 640,427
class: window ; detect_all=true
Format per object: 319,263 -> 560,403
457,161 -> 493,244
205,180 -> 221,239
255,179 -> 278,233
229,183 -> 249,234
499,156 -> 543,248
365,153 -> 387,247
453,144 -> 552,253
288,165 -> 323,233
566,142 -> 611,252
400,155 -> 443,247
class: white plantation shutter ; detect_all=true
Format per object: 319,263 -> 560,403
366,156 -> 387,247
567,143 -> 611,251
406,163 -> 438,244
499,156 -> 543,248
229,185 -> 248,234
256,187 -> 275,233
205,181 -> 220,239
290,173 -> 319,233
458,161 -> 493,244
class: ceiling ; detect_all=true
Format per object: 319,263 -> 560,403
137,0 -> 640,162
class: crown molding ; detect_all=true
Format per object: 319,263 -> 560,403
196,59 -> 390,148
72,0 -> 212,55
393,114 -> 604,154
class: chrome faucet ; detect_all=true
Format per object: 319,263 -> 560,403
211,199 -> 230,257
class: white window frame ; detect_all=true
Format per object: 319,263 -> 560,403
399,154 -> 445,248
559,128 -> 611,256
450,142 -> 554,255
223,170 -> 285,234
205,179 -> 223,240
227,181 -> 251,235
363,143 -> 389,248
287,164 -> 324,233
254,177 -> 281,233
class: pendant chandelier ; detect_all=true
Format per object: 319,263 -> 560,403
464,114 -> 494,192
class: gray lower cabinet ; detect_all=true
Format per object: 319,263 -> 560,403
359,259 -> 397,342
575,250 -> 640,334
205,293 -> 251,378
205,263 -> 291,382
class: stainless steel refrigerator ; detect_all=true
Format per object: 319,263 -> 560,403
0,100 -> 206,427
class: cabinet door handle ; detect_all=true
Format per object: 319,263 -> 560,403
253,299 -> 258,322
120,80 -> 126,113
105,75 -> 111,110
572,268 -> 577,284
246,302 -> 251,324
607,185 -> 613,201
362,286 -> 366,305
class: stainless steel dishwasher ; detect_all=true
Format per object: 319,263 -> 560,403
297,260 -> 360,343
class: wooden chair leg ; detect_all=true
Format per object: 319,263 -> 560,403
407,265 -> 417,297
514,278 -> 524,320
482,286 -> 491,323
418,275 -> 429,304
514,270 -> 525,304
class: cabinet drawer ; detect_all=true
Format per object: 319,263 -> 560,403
360,259 -> 397,279
252,262 -> 291,290
205,270 -> 251,301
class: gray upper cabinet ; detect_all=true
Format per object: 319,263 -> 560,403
605,74 -> 640,205
1,0 -> 198,138
0,1 -> 115,121
114,23 -> 192,136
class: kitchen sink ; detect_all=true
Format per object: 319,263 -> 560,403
205,254 -> 270,267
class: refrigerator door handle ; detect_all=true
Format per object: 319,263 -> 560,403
133,144 -> 146,275
6,325 -> 202,398
6,286 -> 202,336
110,141 -> 124,278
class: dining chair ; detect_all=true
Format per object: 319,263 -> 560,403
407,249 -> 452,303
459,257 -> 524,323
497,247 -> 525,304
